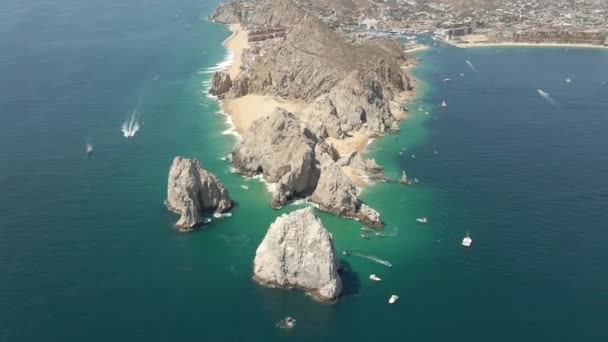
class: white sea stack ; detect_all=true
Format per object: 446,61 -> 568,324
166,157 -> 232,232
253,207 -> 342,302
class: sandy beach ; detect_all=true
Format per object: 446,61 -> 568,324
223,24 -> 249,79
452,34 -> 608,49
405,44 -> 430,53
222,95 -> 306,133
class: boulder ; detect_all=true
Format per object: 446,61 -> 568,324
209,71 -> 232,98
166,157 -> 232,231
253,207 -> 342,302
358,203 -> 383,229
311,162 -> 358,217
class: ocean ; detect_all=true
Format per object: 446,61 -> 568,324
1,1 -> 608,341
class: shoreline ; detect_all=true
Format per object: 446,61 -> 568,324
215,24 -> 422,188
449,34 -> 608,49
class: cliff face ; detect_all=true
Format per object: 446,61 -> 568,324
253,207 -> 342,302
209,71 -> 232,98
231,109 -> 383,227
166,157 -> 232,231
231,109 -> 338,207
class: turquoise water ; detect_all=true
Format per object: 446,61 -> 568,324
1,1 -> 608,341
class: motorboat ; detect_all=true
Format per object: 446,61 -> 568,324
411,154 -> 416,159
86,144 -> 93,155
462,229 -> 473,247
389,295 -> 399,304
202,217 -> 212,224
416,217 -> 428,224
369,274 -> 382,281
361,233 -> 371,239
440,100 -> 448,108
277,316 -> 296,329
361,227 -> 371,232
414,178 -> 420,183
342,249 -> 351,256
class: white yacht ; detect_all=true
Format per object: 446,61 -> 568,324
389,295 -> 399,304
416,217 -> 428,224
440,100 -> 448,108
462,229 -> 473,247
369,274 -> 382,281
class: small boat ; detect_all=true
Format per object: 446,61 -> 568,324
369,274 -> 382,281
460,73 -> 465,76
361,233 -> 371,239
86,144 -> 93,155
375,232 -> 382,237
361,227 -> 371,232
240,185 -> 249,190
434,150 -> 438,154
416,217 -> 428,224
202,218 -> 212,224
414,178 -> 420,183
389,295 -> 399,304
425,111 -> 429,115
565,78 -> 572,83
442,78 -> 451,82
440,100 -> 448,108
342,249 -> 351,256
462,229 -> 473,247
277,316 -> 296,329
411,154 -> 416,159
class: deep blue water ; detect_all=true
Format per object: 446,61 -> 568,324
1,1 -> 608,341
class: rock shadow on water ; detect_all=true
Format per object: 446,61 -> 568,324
337,260 -> 361,298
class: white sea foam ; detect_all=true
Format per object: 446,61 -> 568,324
121,107 -> 140,138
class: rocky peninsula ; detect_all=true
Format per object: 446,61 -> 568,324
253,207 -> 342,302
166,157 -> 233,232
209,0 -> 415,227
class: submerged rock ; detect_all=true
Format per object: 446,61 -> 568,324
209,71 -> 232,98
166,157 -> 232,231
253,207 -> 342,302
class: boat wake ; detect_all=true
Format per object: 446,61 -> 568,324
376,226 -> 399,238
121,108 -> 141,138
537,89 -> 557,105
348,251 -> 392,268
465,60 -> 477,72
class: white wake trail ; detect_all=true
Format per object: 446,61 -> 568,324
537,89 -> 557,105
121,108 -> 141,138
465,60 -> 477,72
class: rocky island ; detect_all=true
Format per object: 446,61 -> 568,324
253,207 -> 342,302
209,0 -> 416,228
166,157 -> 233,232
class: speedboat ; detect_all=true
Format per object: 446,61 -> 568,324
361,227 -> 371,232
462,229 -> 473,247
411,154 -> 416,159
414,178 -> 420,183
369,274 -> 382,281
277,316 -> 296,329
440,100 -> 448,108
342,249 -> 350,256
202,218 -> 212,224
442,78 -> 451,82
389,295 -> 399,304
240,185 -> 249,190
565,78 -> 572,83
361,233 -> 371,239
86,144 -> 93,155
375,232 -> 382,237
416,217 -> 428,224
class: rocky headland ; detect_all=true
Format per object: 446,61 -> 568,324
209,0 -> 416,227
253,207 -> 342,302
166,157 -> 233,232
